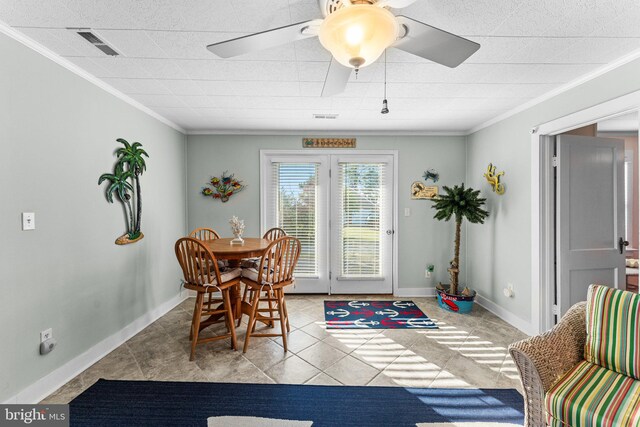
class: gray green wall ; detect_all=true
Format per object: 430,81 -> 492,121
186,134 -> 466,290
0,33 -> 187,402
466,57 -> 640,332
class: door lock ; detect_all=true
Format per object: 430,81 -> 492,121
386,230 -> 394,235
619,237 -> 629,254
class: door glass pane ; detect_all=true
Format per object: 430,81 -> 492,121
272,163 -> 319,277
338,163 -> 385,278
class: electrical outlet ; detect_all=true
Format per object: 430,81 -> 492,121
22,212 -> 35,230
41,328 -> 52,343
404,208 -> 411,217
503,283 -> 515,298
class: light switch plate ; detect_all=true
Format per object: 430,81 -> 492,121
404,208 -> 411,217
22,212 -> 35,230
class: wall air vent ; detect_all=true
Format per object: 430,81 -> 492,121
313,114 -> 339,119
70,28 -> 119,56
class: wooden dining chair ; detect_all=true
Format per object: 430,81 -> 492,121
189,227 -> 221,241
175,237 -> 241,360
241,236 -> 301,353
263,227 -> 287,241
189,227 -> 228,268
238,228 -> 288,327
240,228 -> 287,268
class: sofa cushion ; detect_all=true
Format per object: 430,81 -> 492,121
546,361 -> 640,426
585,284 -> 640,379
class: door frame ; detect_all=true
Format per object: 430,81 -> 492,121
259,149 -> 399,295
532,91 -> 640,333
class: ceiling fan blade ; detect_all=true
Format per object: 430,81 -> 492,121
322,58 -> 352,97
376,0 -> 418,8
392,16 -> 480,68
207,20 -> 322,58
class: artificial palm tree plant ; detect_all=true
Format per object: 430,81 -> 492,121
432,184 -> 489,299
99,138 -> 149,244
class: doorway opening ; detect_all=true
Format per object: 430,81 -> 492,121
534,100 -> 640,332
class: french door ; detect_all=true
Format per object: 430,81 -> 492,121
261,151 -> 395,294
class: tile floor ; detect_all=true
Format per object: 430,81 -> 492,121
41,295 -> 527,403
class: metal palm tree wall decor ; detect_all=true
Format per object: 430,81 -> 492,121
99,138 -> 149,245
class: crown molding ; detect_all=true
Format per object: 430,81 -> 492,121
0,21 -> 185,134
468,47 -> 640,135
186,129 -> 467,137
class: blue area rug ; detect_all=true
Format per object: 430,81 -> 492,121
324,300 -> 438,329
69,380 -> 524,426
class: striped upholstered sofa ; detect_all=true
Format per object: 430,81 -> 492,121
509,285 -> 640,426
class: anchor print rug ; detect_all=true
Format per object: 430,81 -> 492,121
324,300 -> 438,329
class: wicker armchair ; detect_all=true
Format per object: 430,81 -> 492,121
508,302 -> 586,427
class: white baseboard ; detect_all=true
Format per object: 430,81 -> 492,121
475,293 -> 536,336
394,287 -> 436,297
4,290 -> 189,404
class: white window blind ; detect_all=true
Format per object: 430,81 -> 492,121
272,163 -> 319,277
338,162 -> 385,278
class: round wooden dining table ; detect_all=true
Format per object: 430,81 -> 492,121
202,237 -> 271,322
203,237 -> 271,264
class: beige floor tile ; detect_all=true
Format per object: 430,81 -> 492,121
305,372 -> 343,386
288,312 -> 317,329
322,329 -> 378,354
440,353 -> 500,388
80,345 -> 144,386
265,355 -> 320,384
39,376 -> 87,404
271,329 -> 319,353
297,341 -> 347,370
350,340 -> 405,370
300,321 -> 331,340
378,355 -> 443,388
242,338 -> 292,372
41,295 -> 527,404
408,338 -> 454,367
323,355 -> 380,386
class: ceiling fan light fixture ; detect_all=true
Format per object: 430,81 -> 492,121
318,4 -> 399,70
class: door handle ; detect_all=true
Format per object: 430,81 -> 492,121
619,237 -> 629,254
386,230 -> 394,235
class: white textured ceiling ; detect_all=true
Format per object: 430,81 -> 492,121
2,0 -> 640,133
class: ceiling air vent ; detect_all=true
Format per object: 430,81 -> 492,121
71,28 -> 119,56
313,113 -> 339,120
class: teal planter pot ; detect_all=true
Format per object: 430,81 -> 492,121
436,288 -> 476,314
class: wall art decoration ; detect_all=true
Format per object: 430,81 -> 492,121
411,182 -> 438,199
302,138 -> 356,148
423,169 -> 440,183
202,171 -> 245,203
98,138 -> 149,245
483,163 -> 506,195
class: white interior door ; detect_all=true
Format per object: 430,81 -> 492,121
330,155 -> 394,294
556,135 -> 626,316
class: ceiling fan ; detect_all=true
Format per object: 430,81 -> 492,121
206,0 -> 480,96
